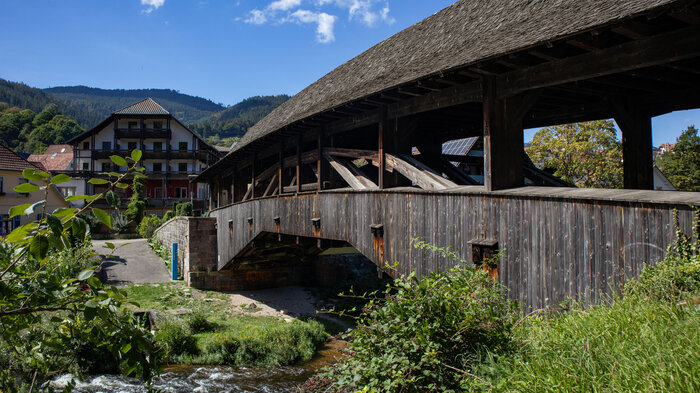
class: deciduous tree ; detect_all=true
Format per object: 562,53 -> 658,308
656,125 -> 700,191
526,120 -> 623,188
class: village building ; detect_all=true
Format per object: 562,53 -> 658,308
66,98 -> 221,214
28,144 -> 86,201
0,144 -> 69,235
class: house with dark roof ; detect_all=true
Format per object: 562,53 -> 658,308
0,144 -> 69,235
66,98 -> 222,214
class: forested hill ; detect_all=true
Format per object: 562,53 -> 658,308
0,79 -> 103,128
43,86 -> 226,125
189,95 -> 289,141
1,78 -> 289,150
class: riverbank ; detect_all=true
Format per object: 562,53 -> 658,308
48,339 -> 350,393
124,283 -> 349,366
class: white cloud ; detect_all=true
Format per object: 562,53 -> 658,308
267,0 -> 302,11
318,0 -> 393,26
241,0 -> 392,43
245,9 -> 267,25
287,10 -> 337,43
141,0 -> 165,13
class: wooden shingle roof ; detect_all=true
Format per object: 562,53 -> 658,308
232,0 -> 677,155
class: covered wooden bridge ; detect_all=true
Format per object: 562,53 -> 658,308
196,0 -> 700,308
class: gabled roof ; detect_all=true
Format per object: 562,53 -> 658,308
114,98 -> 169,115
28,144 -> 73,171
64,99 -> 220,156
0,144 -> 46,172
230,0 -> 677,155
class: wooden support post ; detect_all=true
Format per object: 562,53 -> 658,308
482,77 -> 537,191
278,142 -> 284,195
611,97 -> 653,189
317,130 -> 323,191
251,154 -> 256,200
296,135 -> 302,194
378,108 -> 387,189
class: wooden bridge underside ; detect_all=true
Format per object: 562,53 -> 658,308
211,187 -> 700,309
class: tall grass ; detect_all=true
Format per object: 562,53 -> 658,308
473,296 -> 699,392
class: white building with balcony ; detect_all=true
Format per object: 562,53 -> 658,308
66,98 -> 222,214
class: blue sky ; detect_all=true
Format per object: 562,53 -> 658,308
1,0 -> 698,145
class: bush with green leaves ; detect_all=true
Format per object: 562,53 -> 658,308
156,317 -> 200,358
0,150 -> 164,391
313,242 -> 515,393
138,215 -> 163,239
125,173 -> 147,225
175,201 -> 193,217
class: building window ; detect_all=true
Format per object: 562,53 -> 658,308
153,162 -> 162,173
102,141 -> 111,151
154,187 -> 163,198
82,162 -> 89,170
82,141 -> 90,150
12,216 -> 20,231
59,187 -> 76,197
101,162 -> 111,172
128,121 -> 138,129
179,142 -> 188,152
1,214 -> 9,235
153,121 -> 163,129
175,187 -> 188,198
153,142 -> 162,152
178,163 -> 187,173
128,141 -> 137,151
0,176 -> 4,193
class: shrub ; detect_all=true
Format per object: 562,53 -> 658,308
156,318 -> 199,358
175,202 -> 193,217
78,212 -> 103,234
163,210 -> 174,222
125,174 -> 147,225
112,211 -> 130,234
317,262 -> 516,392
186,311 -> 217,334
138,215 -> 163,240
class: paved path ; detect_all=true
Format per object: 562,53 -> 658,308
93,239 -> 171,286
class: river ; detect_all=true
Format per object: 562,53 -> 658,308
47,340 -> 346,393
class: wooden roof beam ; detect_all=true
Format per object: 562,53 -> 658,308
498,25 -> 700,97
670,8 -> 700,25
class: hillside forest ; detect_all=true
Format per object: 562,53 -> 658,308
0,78 -> 289,153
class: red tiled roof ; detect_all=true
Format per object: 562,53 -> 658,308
114,98 -> 170,115
28,144 -> 73,171
0,144 -> 45,172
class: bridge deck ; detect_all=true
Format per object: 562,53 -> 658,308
211,186 -> 699,309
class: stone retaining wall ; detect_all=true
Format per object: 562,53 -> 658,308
153,217 -> 218,288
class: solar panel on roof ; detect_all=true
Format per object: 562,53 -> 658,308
442,137 -> 478,156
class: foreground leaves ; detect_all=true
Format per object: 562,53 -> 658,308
1,150 -> 164,390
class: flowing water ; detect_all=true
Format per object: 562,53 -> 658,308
47,340 -> 347,393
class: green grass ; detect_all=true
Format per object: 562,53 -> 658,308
123,283 -> 329,367
473,296 -> 700,392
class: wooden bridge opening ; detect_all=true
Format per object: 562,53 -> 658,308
197,1 -> 700,309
